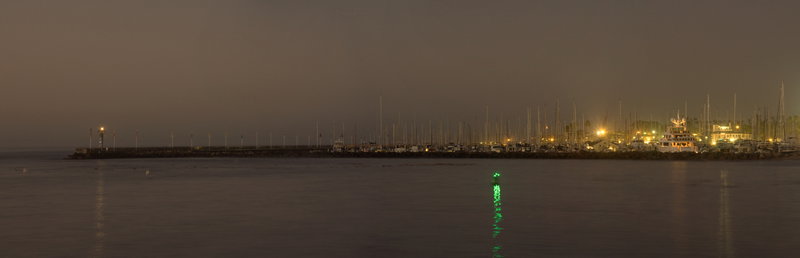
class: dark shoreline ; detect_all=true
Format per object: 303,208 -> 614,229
67,147 -> 796,161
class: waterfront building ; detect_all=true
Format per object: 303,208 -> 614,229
711,124 -> 752,145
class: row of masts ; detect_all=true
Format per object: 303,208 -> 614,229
89,83 -> 793,149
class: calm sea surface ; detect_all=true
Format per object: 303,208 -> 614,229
2,150 -> 800,257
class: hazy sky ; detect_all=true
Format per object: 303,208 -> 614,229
2,0 -> 800,148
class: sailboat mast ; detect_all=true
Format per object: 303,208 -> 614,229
555,98 -> 560,143
733,93 -> 737,126
537,106 -> 541,145
526,107 -> 531,146
779,81 -> 786,140
572,101 -> 577,145
485,106 -> 489,144
379,96 -> 383,147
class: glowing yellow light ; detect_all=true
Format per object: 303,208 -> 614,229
100,127 -> 105,131
735,125 -> 740,129
769,138 -> 774,143
651,130 -> 656,134
711,141 -> 717,146
549,137 -> 555,142
595,129 -> 606,137
729,138 -> 736,143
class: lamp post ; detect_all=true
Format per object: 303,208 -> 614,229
98,126 -> 105,150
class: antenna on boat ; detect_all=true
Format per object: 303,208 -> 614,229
681,101 -> 687,133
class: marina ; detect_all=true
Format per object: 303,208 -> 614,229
68,145 -> 792,161
72,85 -> 800,160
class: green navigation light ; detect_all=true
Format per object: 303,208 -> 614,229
492,172 -> 501,185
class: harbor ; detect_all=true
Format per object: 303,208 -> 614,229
68,145 -> 794,161
71,84 -> 800,160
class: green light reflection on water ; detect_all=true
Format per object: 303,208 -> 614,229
491,172 -> 504,258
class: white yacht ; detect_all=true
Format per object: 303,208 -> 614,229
658,115 -> 698,153
332,138 -> 345,152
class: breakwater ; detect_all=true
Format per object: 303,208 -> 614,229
68,146 -> 793,161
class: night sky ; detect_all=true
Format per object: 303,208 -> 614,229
2,0 -> 800,148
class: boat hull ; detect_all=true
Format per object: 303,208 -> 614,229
657,146 -> 698,153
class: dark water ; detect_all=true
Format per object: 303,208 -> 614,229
2,151 -> 800,257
